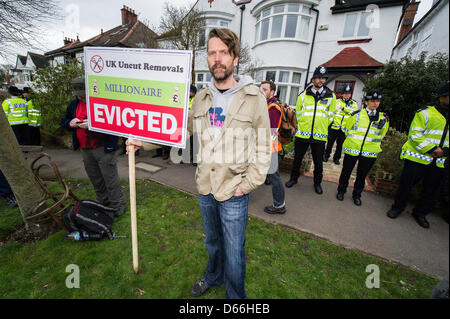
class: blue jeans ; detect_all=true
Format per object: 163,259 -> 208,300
198,193 -> 249,299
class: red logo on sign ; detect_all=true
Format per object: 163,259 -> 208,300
90,55 -> 104,73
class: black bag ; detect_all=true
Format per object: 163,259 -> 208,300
63,200 -> 116,240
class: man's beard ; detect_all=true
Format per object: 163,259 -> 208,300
313,81 -> 323,89
209,63 -> 234,83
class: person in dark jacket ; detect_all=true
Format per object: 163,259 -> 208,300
0,170 -> 17,207
61,77 -> 126,217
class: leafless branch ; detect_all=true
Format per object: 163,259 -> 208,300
158,1 -> 205,84
0,0 -> 63,59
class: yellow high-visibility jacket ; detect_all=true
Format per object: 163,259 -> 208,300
342,108 -> 389,158
295,86 -> 337,142
2,97 -> 28,125
400,106 -> 448,168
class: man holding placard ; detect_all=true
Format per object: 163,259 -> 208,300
127,28 -> 271,299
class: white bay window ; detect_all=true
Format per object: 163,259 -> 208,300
254,3 -> 312,44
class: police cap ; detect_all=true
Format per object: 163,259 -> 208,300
190,84 -> 197,95
312,66 -> 328,79
365,90 -> 382,100
8,86 -> 21,96
343,85 -> 352,94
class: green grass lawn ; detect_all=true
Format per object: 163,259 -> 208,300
0,179 -> 438,298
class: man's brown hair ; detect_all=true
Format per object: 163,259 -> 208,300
261,81 -> 276,93
208,28 -> 240,58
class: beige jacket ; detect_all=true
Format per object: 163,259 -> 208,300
187,83 -> 271,201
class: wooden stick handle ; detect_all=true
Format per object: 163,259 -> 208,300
128,145 -> 138,274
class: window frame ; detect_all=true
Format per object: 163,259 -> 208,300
199,18 -> 231,48
254,3 -> 313,45
195,72 -> 212,90
341,11 -> 374,40
256,69 -> 303,106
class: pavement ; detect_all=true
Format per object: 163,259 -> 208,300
31,146 -> 449,279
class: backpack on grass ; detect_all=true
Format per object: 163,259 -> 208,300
63,200 -> 116,240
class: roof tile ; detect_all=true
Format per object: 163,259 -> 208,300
322,47 -> 384,68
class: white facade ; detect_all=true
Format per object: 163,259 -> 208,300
76,52 -> 84,64
193,0 -> 405,106
11,56 -> 26,88
49,54 -> 81,67
312,3 -> 403,68
391,0 -> 449,61
12,54 -> 38,89
194,0 -> 319,106
50,55 -> 65,67
310,1 -> 404,104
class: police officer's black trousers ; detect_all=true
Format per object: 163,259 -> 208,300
325,128 -> 346,160
391,159 -> 445,217
290,137 -> 325,185
27,126 -> 41,145
338,154 -> 376,198
11,124 -> 28,145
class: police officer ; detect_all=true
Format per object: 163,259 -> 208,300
189,84 -> 197,109
2,86 -> 29,145
22,87 -> 41,145
337,90 -> 389,206
386,82 -> 449,228
324,85 -> 359,165
285,66 -> 337,194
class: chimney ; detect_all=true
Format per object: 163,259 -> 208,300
64,37 -> 76,45
121,5 -> 138,25
397,1 -> 420,44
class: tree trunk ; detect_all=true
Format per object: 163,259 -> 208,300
0,109 -> 42,229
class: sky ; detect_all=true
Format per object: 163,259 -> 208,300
1,0 -> 191,65
1,0 -> 437,65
